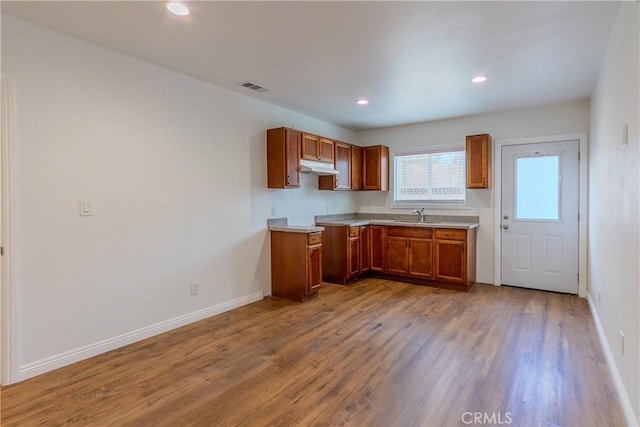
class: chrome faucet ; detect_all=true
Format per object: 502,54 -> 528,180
413,207 -> 425,222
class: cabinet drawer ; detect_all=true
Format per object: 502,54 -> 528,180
435,229 -> 466,241
387,226 -> 432,239
349,227 -> 360,238
308,232 -> 323,245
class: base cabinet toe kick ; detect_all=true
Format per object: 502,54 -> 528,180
320,223 -> 477,291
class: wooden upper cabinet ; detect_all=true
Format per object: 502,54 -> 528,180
302,133 -> 320,160
318,142 -> 351,190
302,133 -> 334,163
362,145 -> 389,191
466,134 -> 491,189
319,138 -> 334,163
351,145 -> 362,190
334,142 -> 351,190
267,127 -> 301,189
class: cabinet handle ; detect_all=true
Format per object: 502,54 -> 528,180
287,175 -> 290,185
335,179 -> 339,188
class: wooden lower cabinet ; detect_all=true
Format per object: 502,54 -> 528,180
360,226 -> 371,271
370,225 -> 386,272
322,225 -> 372,284
320,223 -> 476,291
271,230 -> 322,301
348,234 -> 361,278
308,243 -> 323,291
408,238 -> 433,279
434,228 -> 476,286
386,227 -> 433,279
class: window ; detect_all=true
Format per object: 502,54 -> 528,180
515,154 -> 560,220
393,148 -> 466,205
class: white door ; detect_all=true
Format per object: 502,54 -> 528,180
501,140 -> 579,294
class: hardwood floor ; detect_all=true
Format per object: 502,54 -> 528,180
1,279 -> 625,426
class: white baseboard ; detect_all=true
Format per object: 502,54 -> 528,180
17,291 -> 264,382
587,294 -> 639,426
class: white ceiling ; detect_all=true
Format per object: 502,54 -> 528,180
2,1 -> 621,131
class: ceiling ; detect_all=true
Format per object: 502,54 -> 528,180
1,1 -> 621,131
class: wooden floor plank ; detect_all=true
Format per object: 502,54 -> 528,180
0,279 -> 626,426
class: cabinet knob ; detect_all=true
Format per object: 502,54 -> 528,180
286,175 -> 290,185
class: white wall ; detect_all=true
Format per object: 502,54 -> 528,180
356,100 -> 590,284
1,16 -> 358,372
588,1 -> 640,423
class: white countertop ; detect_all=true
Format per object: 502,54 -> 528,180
269,225 -> 325,233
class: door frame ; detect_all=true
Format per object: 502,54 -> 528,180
1,75 -> 18,385
493,133 -> 588,297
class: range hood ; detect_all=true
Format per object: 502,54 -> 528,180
299,159 -> 339,175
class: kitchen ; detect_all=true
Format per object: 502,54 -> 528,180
0,1 -> 638,425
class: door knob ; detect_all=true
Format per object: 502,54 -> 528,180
502,224 -> 509,230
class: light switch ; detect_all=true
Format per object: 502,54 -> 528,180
79,199 -> 93,216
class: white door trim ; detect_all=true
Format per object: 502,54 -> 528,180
1,75 -> 18,385
494,133 -> 588,297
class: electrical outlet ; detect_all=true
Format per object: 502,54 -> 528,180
270,206 -> 277,216
190,282 -> 199,296
326,204 -> 330,214
598,288 -> 601,305
620,331 -> 625,355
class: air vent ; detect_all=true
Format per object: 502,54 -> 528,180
239,81 -> 268,92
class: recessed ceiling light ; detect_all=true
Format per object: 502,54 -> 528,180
472,75 -> 488,83
356,99 -> 370,106
167,2 -> 189,16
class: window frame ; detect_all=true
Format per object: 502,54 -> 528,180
391,147 -> 469,209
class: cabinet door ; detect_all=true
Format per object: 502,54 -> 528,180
267,127 -> 300,189
308,244 -> 323,291
302,133 -> 320,161
334,142 -> 352,190
434,239 -> 466,283
348,237 -> 361,278
360,226 -> 371,272
466,134 -> 491,189
319,138 -> 335,163
370,225 -> 386,272
387,237 -> 409,275
285,129 -> 301,187
351,145 -> 362,190
408,238 -> 433,279
362,146 -> 389,191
